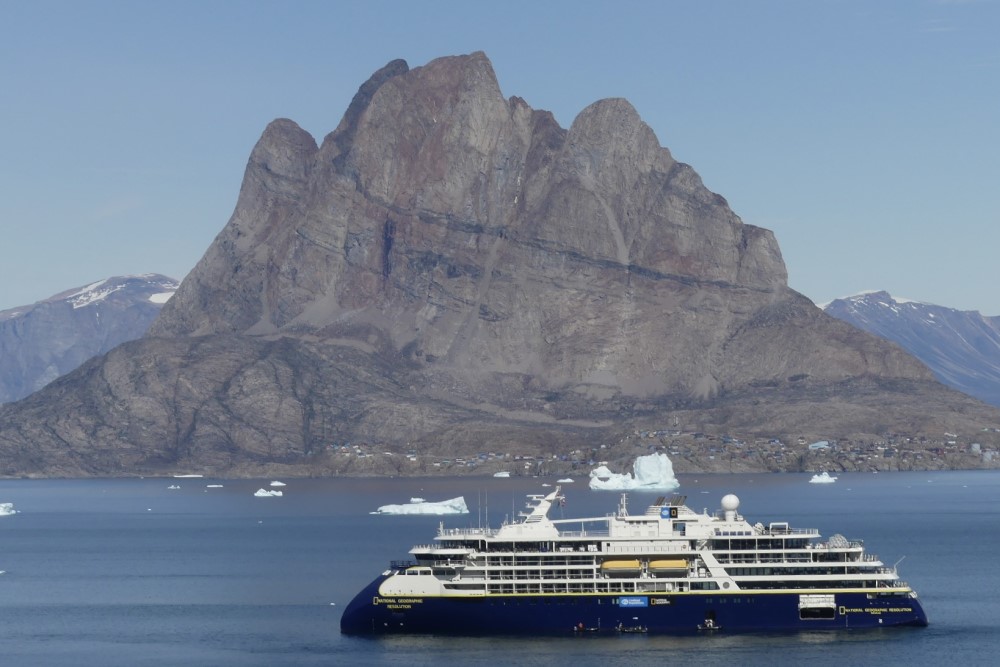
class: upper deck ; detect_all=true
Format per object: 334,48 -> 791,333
426,488 -> 821,552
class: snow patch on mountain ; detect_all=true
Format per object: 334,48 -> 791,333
62,275 -> 179,309
149,292 -> 174,304
68,279 -> 125,309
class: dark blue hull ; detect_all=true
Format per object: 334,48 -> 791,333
340,575 -> 928,635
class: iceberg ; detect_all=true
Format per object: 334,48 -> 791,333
589,453 -> 680,491
254,488 -> 284,497
557,478 -> 574,483
269,481 -> 286,487
493,472 -> 510,478
0,502 -> 16,516
809,472 -> 838,484
373,497 -> 469,515
167,485 -> 181,490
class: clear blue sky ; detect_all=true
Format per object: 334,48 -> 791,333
2,0 -> 998,314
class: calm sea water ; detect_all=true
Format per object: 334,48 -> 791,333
1,471 -> 998,666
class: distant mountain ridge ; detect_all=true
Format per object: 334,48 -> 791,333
0,274 -> 177,403
824,291 -> 1000,408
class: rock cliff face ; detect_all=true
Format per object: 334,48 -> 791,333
2,53 -> 998,477
151,52 -> 906,398
0,275 -> 177,404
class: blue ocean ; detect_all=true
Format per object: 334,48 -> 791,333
1,471 -> 998,666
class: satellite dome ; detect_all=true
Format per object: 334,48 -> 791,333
721,494 -> 740,511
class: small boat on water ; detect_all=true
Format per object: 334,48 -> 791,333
616,622 -> 647,633
697,618 -> 721,632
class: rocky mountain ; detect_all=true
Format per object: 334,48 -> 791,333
0,275 -> 177,404
2,53 -> 998,478
825,291 -> 1000,408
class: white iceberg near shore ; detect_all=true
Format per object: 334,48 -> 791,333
557,478 -> 574,483
809,472 -> 838,484
0,502 -> 16,516
373,496 -> 469,515
589,453 -> 680,491
254,488 -> 283,497
269,481 -> 286,487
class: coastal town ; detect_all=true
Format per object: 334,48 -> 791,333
322,427 -> 1000,477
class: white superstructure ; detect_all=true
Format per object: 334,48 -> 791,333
378,487 -> 914,604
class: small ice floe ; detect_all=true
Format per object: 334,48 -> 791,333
809,472 -> 838,484
173,474 -> 203,478
254,489 -> 283,497
493,471 -> 510,478
410,497 -> 426,503
1,502 -> 17,517
269,481 -> 286,487
372,497 -> 469,515
206,484 -> 224,488
167,485 -> 181,490
557,478 -> 574,483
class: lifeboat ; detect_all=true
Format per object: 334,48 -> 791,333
601,559 -> 642,573
649,558 -> 688,573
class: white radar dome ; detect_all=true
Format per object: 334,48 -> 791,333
721,494 -> 740,511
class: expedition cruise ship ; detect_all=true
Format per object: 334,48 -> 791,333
340,487 -> 927,634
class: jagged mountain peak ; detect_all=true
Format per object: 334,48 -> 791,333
567,97 -> 667,169
251,119 -> 318,182
154,52 -> 786,343
4,53 -> 998,478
